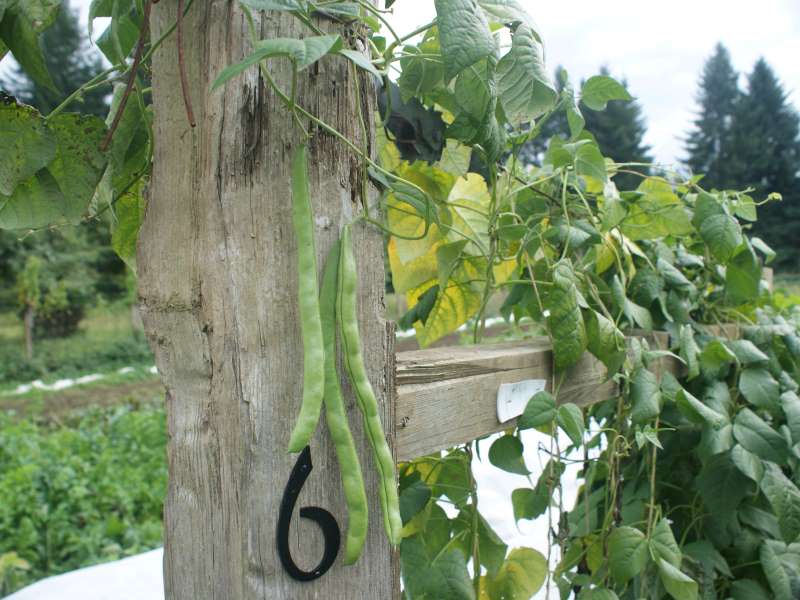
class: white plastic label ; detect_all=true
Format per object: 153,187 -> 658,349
496,379 -> 547,423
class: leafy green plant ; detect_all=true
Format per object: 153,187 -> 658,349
0,404 -> 167,595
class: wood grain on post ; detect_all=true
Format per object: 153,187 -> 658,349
138,2 -> 396,598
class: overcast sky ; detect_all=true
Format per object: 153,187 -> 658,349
57,0 -> 800,165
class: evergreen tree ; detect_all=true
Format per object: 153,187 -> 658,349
583,67 -> 652,190
684,43 -> 740,189
730,59 -> 800,270
0,0 -> 107,116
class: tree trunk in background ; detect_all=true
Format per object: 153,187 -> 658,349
138,2 -> 397,598
23,305 -> 34,360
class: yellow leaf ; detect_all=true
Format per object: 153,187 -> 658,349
478,576 -> 491,599
493,257 -> 518,284
411,279 -> 482,347
595,233 -> 617,274
388,237 -> 440,294
435,139 -> 471,176
387,194 -> 443,264
447,173 -> 491,255
398,161 -> 456,204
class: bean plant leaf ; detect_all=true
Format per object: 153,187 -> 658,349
726,339 -> 769,365
679,324 -> 700,380
400,536 -> 475,600
563,78 -> 585,138
483,547 -> 547,600
580,75 -> 632,111
495,24 -> 556,125
545,262 -> 588,370
608,526 -> 648,584
730,580 -> 771,600
0,98 -> 55,195
694,193 -> 742,262
683,540 -> 732,578
733,409 -> 789,464
477,0 -> 539,31
657,558 -> 698,600
574,142 -> 608,184
0,8 -> 56,91
519,391 -> 556,430
46,114 -> 108,210
448,61 -> 506,161
726,243 -> 761,304
675,389 -> 728,429
212,35 -> 342,88
612,275 -> 653,331
730,444 -> 764,483
557,403 -> 584,446
489,434 -> 529,475
630,368 -> 660,425
699,340 -> 736,379
511,460 -> 565,524
695,452 -> 751,516
780,391 -> 800,443
0,170 -> 65,229
434,0 -> 495,82
338,48 -> 380,77
510,487 -> 549,523
649,518 -> 681,567
400,480 -> 432,524
111,183 -> 145,269
739,368 -> 780,410
412,279 -> 483,347
0,112 -> 108,230
585,310 -> 626,375
760,542 -> 792,600
620,178 -> 692,241
760,462 -> 800,543
96,9 -> 140,65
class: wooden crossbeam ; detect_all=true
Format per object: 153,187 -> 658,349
392,269 -> 771,461
394,332 -> 675,462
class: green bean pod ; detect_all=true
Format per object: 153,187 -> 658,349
320,240 -> 369,564
336,224 -> 403,546
287,144 -> 325,453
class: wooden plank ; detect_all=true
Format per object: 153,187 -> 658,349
395,332 -> 673,462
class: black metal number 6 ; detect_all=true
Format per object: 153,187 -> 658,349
276,445 -> 341,582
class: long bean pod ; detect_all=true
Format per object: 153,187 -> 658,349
336,224 -> 403,546
320,240 -> 369,564
287,144 -> 325,453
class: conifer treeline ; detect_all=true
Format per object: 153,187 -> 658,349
686,44 -> 800,270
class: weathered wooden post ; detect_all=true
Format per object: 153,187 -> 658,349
137,2 -> 397,598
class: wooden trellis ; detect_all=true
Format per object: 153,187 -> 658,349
142,3 -> 774,597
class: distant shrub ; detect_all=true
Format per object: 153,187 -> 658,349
0,404 -> 167,595
33,283 -> 88,339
